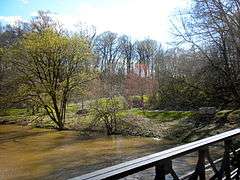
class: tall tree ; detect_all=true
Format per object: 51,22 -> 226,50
7,29 -> 92,130
135,39 -> 158,77
174,0 -> 240,106
93,31 -> 121,73
119,35 -> 135,75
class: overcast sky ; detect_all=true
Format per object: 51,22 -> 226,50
0,0 -> 191,44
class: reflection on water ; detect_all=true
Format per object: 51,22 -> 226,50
0,125 -> 223,180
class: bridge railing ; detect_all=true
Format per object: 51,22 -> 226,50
69,128 -> 240,180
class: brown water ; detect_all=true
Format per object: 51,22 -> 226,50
0,125 -> 178,180
1,125 -> 222,180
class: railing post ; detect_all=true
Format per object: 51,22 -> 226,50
224,139 -> 232,180
189,148 -> 207,180
198,148 -> 207,180
236,169 -> 240,180
209,139 -> 233,180
155,163 -> 166,180
155,161 -> 172,180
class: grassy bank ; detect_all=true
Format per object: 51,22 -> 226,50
127,108 -> 194,121
1,106 -> 239,143
0,104 -> 193,131
165,109 -> 240,143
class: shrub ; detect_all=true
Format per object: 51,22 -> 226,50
215,110 -> 233,124
227,110 -> 240,124
215,110 -> 233,118
128,95 -> 149,108
89,97 -> 127,135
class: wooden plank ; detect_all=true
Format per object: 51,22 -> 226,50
69,129 -> 240,180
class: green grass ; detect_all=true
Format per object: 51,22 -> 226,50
0,108 -> 33,124
0,108 -> 29,117
0,103 -> 81,117
66,103 -> 79,113
127,108 -> 194,122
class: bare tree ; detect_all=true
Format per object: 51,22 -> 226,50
93,31 -> 121,73
118,35 -> 135,75
135,39 -> 158,77
173,0 -> 240,106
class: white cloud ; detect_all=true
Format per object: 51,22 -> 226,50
52,0 -> 191,44
0,0 -> 191,44
30,11 -> 38,17
0,16 -> 23,25
19,0 -> 29,4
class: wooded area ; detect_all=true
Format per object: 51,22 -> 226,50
1,0 -> 240,131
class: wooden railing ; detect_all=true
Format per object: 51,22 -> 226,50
69,129 -> 240,180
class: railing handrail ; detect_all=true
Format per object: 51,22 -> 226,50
69,128 -> 240,180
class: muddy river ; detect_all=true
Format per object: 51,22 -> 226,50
0,125 -> 215,180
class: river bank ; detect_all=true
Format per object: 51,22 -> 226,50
0,108 -> 193,140
0,107 -> 239,143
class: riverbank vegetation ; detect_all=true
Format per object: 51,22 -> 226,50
1,105 -> 240,143
1,0 -> 240,142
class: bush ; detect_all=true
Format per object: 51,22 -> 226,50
215,110 -> 233,124
128,95 -> 149,108
149,77 -> 215,110
227,110 -> 240,124
215,110 -> 233,118
67,103 -> 79,113
89,97 -> 127,135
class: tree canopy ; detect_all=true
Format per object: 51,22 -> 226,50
6,28 -> 93,129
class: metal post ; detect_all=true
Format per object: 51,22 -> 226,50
189,148 -> 206,180
198,148 -> 207,180
236,168 -> 240,180
155,163 -> 166,180
155,161 -> 172,180
224,139 -> 232,180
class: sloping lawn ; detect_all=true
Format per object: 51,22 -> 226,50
0,108 -> 29,117
127,108 -> 194,122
